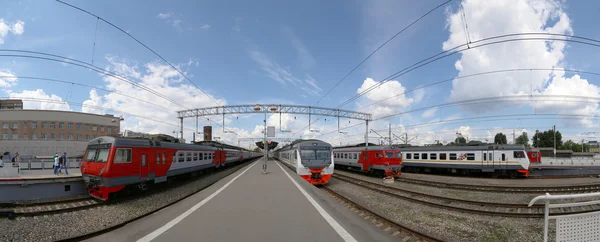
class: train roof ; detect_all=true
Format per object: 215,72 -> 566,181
89,136 -> 220,151
334,143 -> 378,149
275,139 -> 330,151
399,145 -> 527,151
333,145 -> 401,151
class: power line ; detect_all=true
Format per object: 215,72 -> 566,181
0,50 -> 187,108
55,0 -> 222,107
336,33 -> 600,108
357,68 -> 600,111
314,0 -> 451,105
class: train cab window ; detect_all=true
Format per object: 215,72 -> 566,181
466,153 -> 475,160
385,152 -> 394,158
449,153 -> 457,160
514,151 -> 525,158
502,153 -> 506,161
396,152 -> 402,158
156,153 -> 160,165
114,149 -> 132,163
414,153 -> 420,159
430,153 -> 437,160
406,153 -> 412,159
353,153 -> 358,159
422,153 -> 428,159
178,153 -> 185,163
440,153 -> 447,160
162,153 -> 166,164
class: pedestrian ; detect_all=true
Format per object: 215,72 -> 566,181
53,153 -> 60,175
11,153 -> 19,167
61,152 -> 69,175
0,155 -> 3,167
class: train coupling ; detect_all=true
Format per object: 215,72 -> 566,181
384,168 -> 402,179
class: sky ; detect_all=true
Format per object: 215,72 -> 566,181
1,0 -> 599,148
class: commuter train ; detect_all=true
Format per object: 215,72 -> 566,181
333,145 -> 402,178
400,145 -> 537,177
273,139 -> 334,185
81,136 -> 262,200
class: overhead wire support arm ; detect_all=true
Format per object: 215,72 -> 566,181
177,104 -> 372,121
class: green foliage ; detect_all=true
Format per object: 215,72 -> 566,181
532,129 -> 563,148
494,133 -> 507,144
455,137 -> 467,144
252,147 -> 261,152
515,132 -> 529,146
560,140 -> 591,152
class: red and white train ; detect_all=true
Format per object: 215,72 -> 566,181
273,139 -> 334,185
81,136 -> 262,200
332,144 -> 402,178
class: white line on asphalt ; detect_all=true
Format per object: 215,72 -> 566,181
275,161 -> 358,242
136,161 -> 259,242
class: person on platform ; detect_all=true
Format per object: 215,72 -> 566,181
53,153 -> 60,175
11,153 -> 19,167
0,155 -> 3,167
59,152 -> 68,175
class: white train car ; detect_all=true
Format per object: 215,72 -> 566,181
273,139 -> 334,185
400,145 -> 532,177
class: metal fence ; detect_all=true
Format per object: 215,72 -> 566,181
529,192 -> 600,242
15,158 -> 82,170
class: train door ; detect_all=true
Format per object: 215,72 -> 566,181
140,153 -> 148,178
487,147 -> 494,167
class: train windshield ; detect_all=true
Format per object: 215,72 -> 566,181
386,152 -> 394,158
84,143 -> 111,163
316,150 -> 330,159
300,149 -> 331,160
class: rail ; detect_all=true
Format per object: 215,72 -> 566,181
529,192 -> 600,242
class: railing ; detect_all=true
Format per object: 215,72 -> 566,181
12,159 -> 82,170
529,192 -> 600,242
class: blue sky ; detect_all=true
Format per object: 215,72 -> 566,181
1,0 -> 599,147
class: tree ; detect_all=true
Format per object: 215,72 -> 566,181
252,147 -> 261,152
494,133 -> 507,144
447,141 -> 457,146
532,129 -> 563,148
455,137 -> 466,144
560,140 -> 591,152
515,132 -> 529,146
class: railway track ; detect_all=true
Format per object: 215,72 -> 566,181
1,196 -> 101,218
395,175 -> 600,193
333,173 -> 600,218
320,187 -> 442,242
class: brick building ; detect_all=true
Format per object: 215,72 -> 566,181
0,99 -> 23,110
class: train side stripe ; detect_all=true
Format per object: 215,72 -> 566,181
274,161 -> 357,242
136,161 -> 258,242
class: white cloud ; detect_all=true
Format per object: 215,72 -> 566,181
0,18 -> 25,44
356,77 -> 418,118
249,50 -> 322,96
422,107 -> 438,118
157,12 -> 183,32
443,0 -> 598,127
82,90 -> 104,115
200,24 -> 210,30
9,89 -> 70,111
157,12 -> 172,19
0,69 -> 18,88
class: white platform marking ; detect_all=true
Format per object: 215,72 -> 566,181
275,161 -> 357,242
137,161 -> 258,242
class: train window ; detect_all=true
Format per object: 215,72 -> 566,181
155,141 -> 161,147
422,153 -> 428,159
156,153 -> 160,165
186,152 -> 192,162
514,151 -> 525,158
385,152 -> 394,158
353,153 -> 358,159
193,152 -> 198,161
142,154 -> 146,166
344,153 -> 348,159
490,153 -> 493,161
430,153 -> 437,160
414,153 -> 419,159
173,154 -> 176,163
484,153 -> 487,161
204,153 -> 208,160
114,149 -> 132,163
396,152 -> 401,158
502,154 -> 506,161
449,153 -> 457,160
466,153 -> 475,160
178,153 -> 185,163
440,153 -> 447,160
162,153 -> 166,164
406,153 -> 412,159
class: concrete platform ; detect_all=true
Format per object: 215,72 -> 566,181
87,159 -> 397,242
0,167 -> 85,203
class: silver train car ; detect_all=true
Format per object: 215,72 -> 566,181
273,139 -> 334,185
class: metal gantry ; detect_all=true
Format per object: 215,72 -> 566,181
177,104 -> 374,146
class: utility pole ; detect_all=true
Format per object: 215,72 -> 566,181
553,125 -> 556,159
388,123 -> 392,146
512,129 -> 515,144
405,133 -> 408,145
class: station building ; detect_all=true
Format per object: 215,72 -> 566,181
0,106 -> 120,157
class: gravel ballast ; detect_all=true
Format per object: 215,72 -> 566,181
328,177 -> 556,241
0,161 -> 255,242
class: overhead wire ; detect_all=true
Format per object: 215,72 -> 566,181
55,0 -> 222,106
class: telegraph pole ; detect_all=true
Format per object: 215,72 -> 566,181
553,125 -> 556,158
388,123 -> 392,146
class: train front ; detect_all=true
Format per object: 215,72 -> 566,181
80,137 -> 120,200
297,141 -> 334,185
